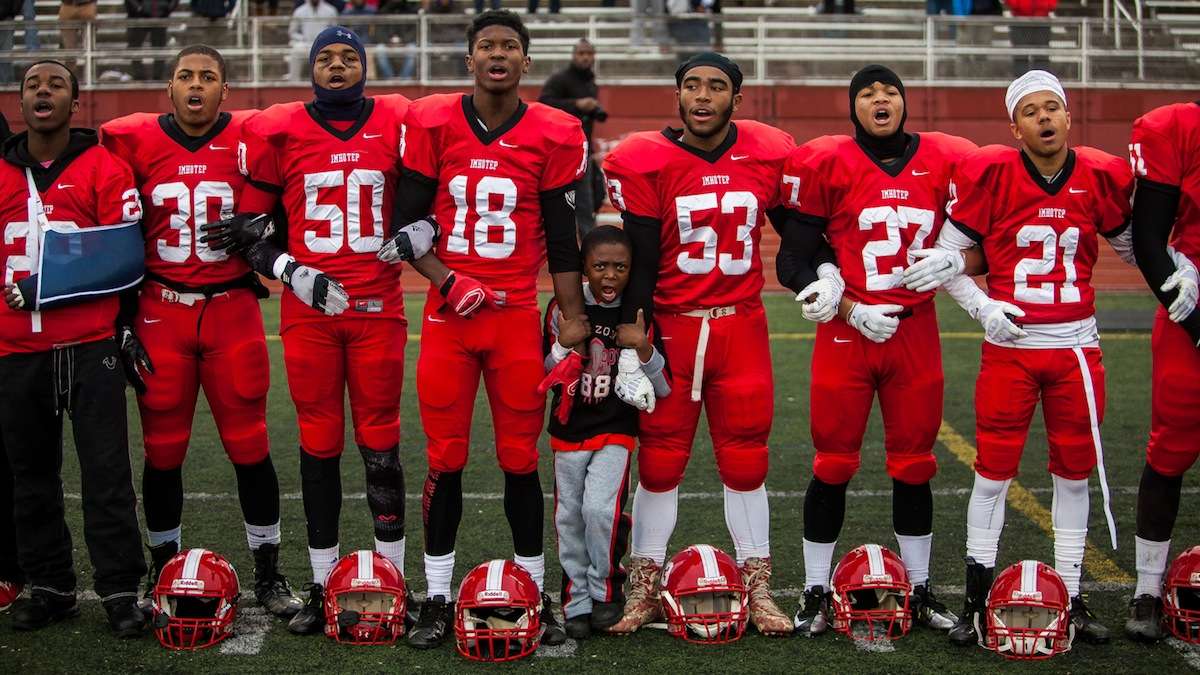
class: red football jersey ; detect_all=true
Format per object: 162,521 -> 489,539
601,121 -> 794,313
1129,101 -> 1200,259
0,135 -> 143,355
400,94 -> 586,309
784,132 -> 978,309
239,95 -> 408,326
947,145 -> 1133,324
101,111 -> 254,287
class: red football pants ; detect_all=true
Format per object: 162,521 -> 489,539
975,342 -> 1105,480
136,283 -> 269,469
810,301 -> 942,485
417,299 -> 544,474
637,303 -> 773,493
1146,308 -> 1200,476
281,317 -> 406,458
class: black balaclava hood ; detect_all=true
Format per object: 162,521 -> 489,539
310,26 -> 367,121
849,64 -> 910,160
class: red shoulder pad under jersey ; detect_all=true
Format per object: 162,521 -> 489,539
1130,102 -> 1200,187
945,144 -> 1014,240
601,131 -> 669,221
1075,145 -> 1133,236
781,135 -> 851,220
526,102 -> 587,193
399,93 -> 457,182
237,102 -> 303,212
98,112 -> 160,169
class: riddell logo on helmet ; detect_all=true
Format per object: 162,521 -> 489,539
862,574 -> 893,584
696,575 -> 728,588
477,589 -> 511,603
171,578 -> 205,592
351,577 -> 382,589
1011,590 -> 1044,601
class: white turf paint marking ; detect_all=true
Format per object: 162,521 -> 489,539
853,637 -> 896,653
536,638 -> 579,658
63,485 -> 1179,503
219,607 -> 273,656
1169,638 -> 1200,671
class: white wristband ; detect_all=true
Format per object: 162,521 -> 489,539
550,340 -> 572,362
272,253 -> 295,280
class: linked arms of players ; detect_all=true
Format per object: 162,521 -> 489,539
771,208 -> 843,323
1132,178 -> 1200,342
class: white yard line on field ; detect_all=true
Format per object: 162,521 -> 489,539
1169,638 -> 1200,671
218,606 -> 273,656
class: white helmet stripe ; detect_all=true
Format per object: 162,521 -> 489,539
695,544 -> 720,579
1020,560 -> 1038,595
486,559 -> 506,591
182,548 -> 206,580
865,544 -> 885,576
357,550 -> 373,580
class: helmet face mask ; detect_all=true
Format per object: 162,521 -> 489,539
984,560 -> 1073,660
455,560 -> 542,662
830,544 -> 912,641
323,551 -> 408,645
1164,546 -> 1200,642
660,545 -> 748,644
151,549 -> 240,651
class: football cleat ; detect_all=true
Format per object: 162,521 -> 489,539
661,545 -> 748,643
142,540 -> 180,608
287,583 -> 326,635
794,586 -> 830,637
911,583 -> 958,630
1069,595 -> 1110,644
105,595 -> 148,639
11,591 -> 79,631
540,592 -> 567,646
1163,544 -> 1200,643
830,544 -> 912,641
455,560 -> 542,661
323,551 -> 408,645
408,595 -> 454,649
605,557 -> 662,634
1125,594 -> 1166,643
591,600 -> 623,630
949,557 -> 992,646
253,543 -> 302,619
742,557 -> 793,636
984,560 -> 1073,660
151,548 -> 238,649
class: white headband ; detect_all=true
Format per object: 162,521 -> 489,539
1005,70 -> 1066,120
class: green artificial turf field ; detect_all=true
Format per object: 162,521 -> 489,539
3,291 -> 1197,673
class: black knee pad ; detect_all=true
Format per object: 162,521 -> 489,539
892,479 -> 933,536
358,444 -> 406,542
1137,463 -> 1184,542
803,476 -> 847,544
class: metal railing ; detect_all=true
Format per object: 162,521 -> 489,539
0,11 -> 1191,88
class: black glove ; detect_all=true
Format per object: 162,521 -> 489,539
118,325 -> 155,395
199,213 -> 273,253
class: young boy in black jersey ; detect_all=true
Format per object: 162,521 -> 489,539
540,225 -> 670,640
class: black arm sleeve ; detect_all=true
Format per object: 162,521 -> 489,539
770,207 -> 831,294
1132,177 -> 1200,343
621,212 -> 661,326
392,167 -> 438,234
541,182 -> 582,274
116,286 -> 141,328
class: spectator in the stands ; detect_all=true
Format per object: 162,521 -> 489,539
1007,0 -> 1055,75
821,0 -> 854,15
376,0 -> 417,79
528,0 -> 560,13
126,0 -> 178,82
668,0 -> 722,54
0,0 -> 19,84
21,0 -> 38,51
475,0 -> 499,11
539,38 -> 608,236
287,0 -> 338,80
59,0 -> 98,67
632,0 -> 668,47
341,0 -> 376,76
192,0 -> 238,46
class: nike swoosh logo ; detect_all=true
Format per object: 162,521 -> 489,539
363,133 -> 382,139
499,140 -> 518,148
143,318 -> 162,324
1069,188 -> 1087,194
731,155 -> 749,161
426,315 -> 445,323
833,337 -> 852,343
57,183 -> 74,189
209,144 -> 229,151
911,170 -> 930,176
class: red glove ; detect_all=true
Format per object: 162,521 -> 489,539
537,351 -> 584,424
439,271 -> 501,319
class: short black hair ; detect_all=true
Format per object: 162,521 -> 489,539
171,45 -> 227,82
581,225 -> 632,259
25,60 -> 78,99
467,9 -> 530,55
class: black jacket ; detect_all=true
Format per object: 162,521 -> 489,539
538,65 -> 602,141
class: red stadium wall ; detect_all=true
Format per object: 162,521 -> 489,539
51,84 -> 1200,292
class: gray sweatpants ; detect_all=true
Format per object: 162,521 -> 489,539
554,443 -> 632,619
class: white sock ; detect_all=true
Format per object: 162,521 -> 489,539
514,553 -> 545,593
802,539 -> 836,591
375,536 -> 405,578
1052,475 -> 1089,597
245,522 -> 281,551
148,525 -> 182,549
308,544 -> 339,585
631,483 -> 678,565
965,526 -> 1002,568
424,551 -> 456,599
965,472 -> 1010,568
723,485 -> 771,564
895,533 -> 932,586
1135,536 -> 1171,598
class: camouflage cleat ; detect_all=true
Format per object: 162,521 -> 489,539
606,557 -> 662,634
742,557 -> 793,636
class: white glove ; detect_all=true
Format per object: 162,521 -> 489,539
378,217 -> 439,264
976,300 -> 1028,343
280,259 -> 350,316
614,348 -> 656,413
1163,246 -> 1199,323
902,248 -> 966,293
846,302 -> 903,343
797,263 -> 844,323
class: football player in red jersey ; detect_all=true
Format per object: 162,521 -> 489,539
385,10 -> 585,649
99,45 -> 301,620
600,52 -> 795,636
202,27 -> 409,636
775,65 -> 972,637
1124,100 -> 1200,642
0,60 -> 148,637
921,71 -> 1132,647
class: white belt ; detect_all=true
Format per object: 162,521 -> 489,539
159,287 -> 226,307
680,305 -> 736,402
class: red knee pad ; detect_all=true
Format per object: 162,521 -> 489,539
426,440 -> 468,473
637,447 -> 689,492
143,438 -> 189,471
813,450 -> 861,485
354,421 -> 401,453
1148,441 -> 1200,478
220,426 -> 270,466
886,452 -> 938,484
716,446 -> 768,492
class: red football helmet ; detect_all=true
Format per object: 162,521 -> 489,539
323,550 -> 408,645
659,544 -> 748,644
151,548 -> 240,650
983,560 -> 1074,660
455,560 -> 542,662
830,544 -> 912,640
1164,545 -> 1200,642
